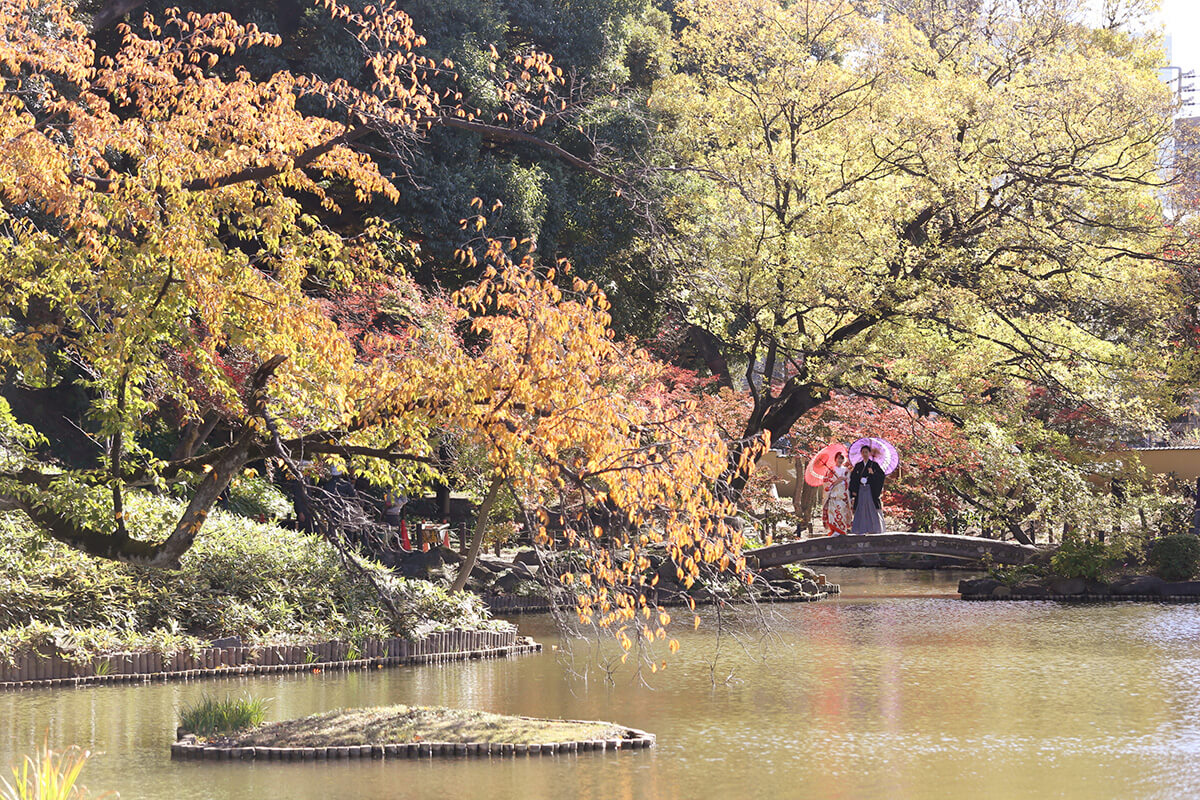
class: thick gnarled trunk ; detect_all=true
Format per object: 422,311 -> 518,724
723,380 -> 831,502
0,356 -> 286,568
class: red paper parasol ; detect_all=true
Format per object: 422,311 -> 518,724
805,443 -> 850,486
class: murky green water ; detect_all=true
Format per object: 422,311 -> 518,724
4,568 -> 1200,800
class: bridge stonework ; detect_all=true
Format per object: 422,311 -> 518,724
748,532 -> 1042,567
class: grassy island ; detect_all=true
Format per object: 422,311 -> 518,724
223,706 -> 627,748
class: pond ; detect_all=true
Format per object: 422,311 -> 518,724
4,568 -> 1200,800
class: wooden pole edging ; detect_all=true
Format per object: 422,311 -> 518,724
171,726 -> 654,761
0,632 -> 541,691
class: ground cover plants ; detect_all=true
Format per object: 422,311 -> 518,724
224,705 -> 625,747
0,491 -> 507,667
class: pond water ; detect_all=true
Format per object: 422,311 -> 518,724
4,568 -> 1200,800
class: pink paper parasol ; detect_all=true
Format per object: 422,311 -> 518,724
804,443 -> 850,486
848,437 -> 899,475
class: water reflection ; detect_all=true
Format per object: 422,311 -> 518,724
3,569 -> 1199,799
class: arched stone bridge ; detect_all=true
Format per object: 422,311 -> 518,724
746,532 -> 1043,567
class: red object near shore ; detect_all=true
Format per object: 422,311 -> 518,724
805,443 -> 849,487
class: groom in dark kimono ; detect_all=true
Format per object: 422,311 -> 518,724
849,445 -> 886,534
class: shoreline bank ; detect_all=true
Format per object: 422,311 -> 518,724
958,575 -> 1200,602
0,630 -> 540,691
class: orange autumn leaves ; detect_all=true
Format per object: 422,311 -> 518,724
0,0 -> 561,425
0,0 -> 745,646
422,238 -> 748,650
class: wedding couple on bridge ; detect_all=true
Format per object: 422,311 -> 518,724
806,438 -> 898,537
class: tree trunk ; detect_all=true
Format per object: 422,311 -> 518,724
684,324 -> 733,388
91,0 -> 147,33
1006,522 -> 1034,547
0,355 -> 286,567
170,411 -> 220,462
750,382 -> 831,448
1,427 -> 256,568
450,475 -> 504,594
724,382 -> 831,500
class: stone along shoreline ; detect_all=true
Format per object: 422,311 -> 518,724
959,575 -> 1200,602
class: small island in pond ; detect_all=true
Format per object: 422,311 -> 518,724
237,706 -> 625,746
174,705 -> 655,761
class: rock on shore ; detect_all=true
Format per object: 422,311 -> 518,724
388,546 -> 829,603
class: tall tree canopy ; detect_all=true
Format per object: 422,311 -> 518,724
3,0 -> 1196,627
652,0 -> 1192,482
81,0 -> 674,336
0,0 -> 745,649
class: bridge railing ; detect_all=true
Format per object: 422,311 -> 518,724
747,532 -> 1042,567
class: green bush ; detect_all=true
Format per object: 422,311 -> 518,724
987,562 -> 1046,586
180,695 -> 269,737
1049,537 -> 1120,582
1145,535 -> 1200,582
1152,483 -> 1193,538
0,491 -> 508,665
222,473 -> 293,521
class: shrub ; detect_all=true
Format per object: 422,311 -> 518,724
1049,537 -> 1120,582
222,473 -> 293,521
180,695 -> 269,737
0,490 -> 509,665
784,563 -> 816,580
0,743 -> 110,800
1145,535 -> 1200,582
987,562 -> 1046,587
